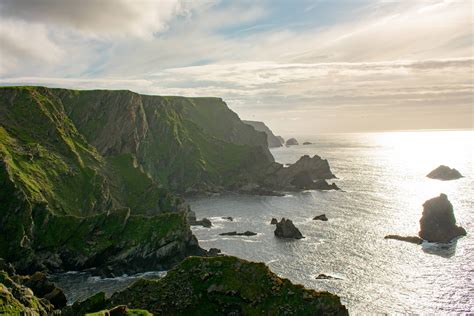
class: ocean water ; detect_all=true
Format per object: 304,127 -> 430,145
52,130 -> 473,313
189,130 -> 474,314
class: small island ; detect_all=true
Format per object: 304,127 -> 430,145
426,165 -> 463,180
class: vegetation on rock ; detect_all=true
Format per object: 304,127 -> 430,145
77,256 -> 347,315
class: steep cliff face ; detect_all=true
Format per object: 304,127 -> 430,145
0,87 -> 200,274
243,120 -> 284,148
57,89 -> 273,193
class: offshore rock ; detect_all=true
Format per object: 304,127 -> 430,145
384,235 -> 423,245
190,217 -> 212,228
274,218 -> 304,239
270,218 -> 278,225
219,231 -> 257,236
426,165 -> 463,181
286,138 -> 299,146
313,214 -> 328,221
419,194 -> 467,243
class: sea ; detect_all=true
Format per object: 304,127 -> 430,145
52,130 -> 473,314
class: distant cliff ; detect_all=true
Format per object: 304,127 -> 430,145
243,120 -> 284,148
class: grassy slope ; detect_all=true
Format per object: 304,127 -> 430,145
104,256 -> 348,315
57,89 -> 272,192
0,87 -> 190,270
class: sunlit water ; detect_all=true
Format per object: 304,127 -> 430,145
52,131 -> 473,313
189,131 -> 474,314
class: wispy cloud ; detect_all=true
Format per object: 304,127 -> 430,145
0,0 -> 472,132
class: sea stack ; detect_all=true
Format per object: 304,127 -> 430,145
426,165 -> 463,180
274,218 -> 304,239
418,194 -> 467,243
286,138 -> 299,146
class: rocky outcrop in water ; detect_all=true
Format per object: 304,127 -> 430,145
286,138 -> 299,146
313,214 -> 328,221
219,231 -> 257,236
263,155 -> 337,192
221,216 -> 233,221
418,194 -> 467,243
243,120 -> 284,148
190,217 -> 212,228
315,274 -> 342,280
270,218 -> 278,225
72,256 -> 347,315
274,218 -> 304,239
384,235 -> 423,245
426,165 -> 463,180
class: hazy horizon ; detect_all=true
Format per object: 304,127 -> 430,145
1,0 -> 472,133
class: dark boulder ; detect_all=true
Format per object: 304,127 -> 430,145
313,214 -> 328,221
219,231 -> 257,236
427,165 -> 463,180
270,218 -> 278,225
190,217 -> 212,228
274,218 -> 304,239
315,274 -> 341,280
208,248 -> 222,256
21,272 -> 67,309
286,138 -> 299,146
419,194 -> 467,243
384,235 -> 423,245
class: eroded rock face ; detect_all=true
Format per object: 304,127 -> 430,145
419,194 -> 467,243
274,218 -> 304,239
427,165 -> 463,181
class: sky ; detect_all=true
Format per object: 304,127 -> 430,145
0,0 -> 472,134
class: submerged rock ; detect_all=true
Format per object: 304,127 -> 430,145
286,138 -> 299,146
427,165 -> 463,180
313,214 -> 328,221
270,218 -> 278,225
221,216 -> 233,221
219,231 -> 257,236
384,235 -> 423,245
91,256 -> 348,315
419,194 -> 467,243
303,142 -> 313,145
274,218 -> 304,239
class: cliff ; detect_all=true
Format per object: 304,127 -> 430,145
0,87 -> 203,275
68,256 -> 348,315
243,120 -> 284,148
53,89 -> 273,193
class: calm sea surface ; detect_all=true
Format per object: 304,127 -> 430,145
53,131 -> 473,314
189,130 -> 473,314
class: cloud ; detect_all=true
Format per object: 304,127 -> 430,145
0,0 -> 191,37
0,0 -> 472,132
